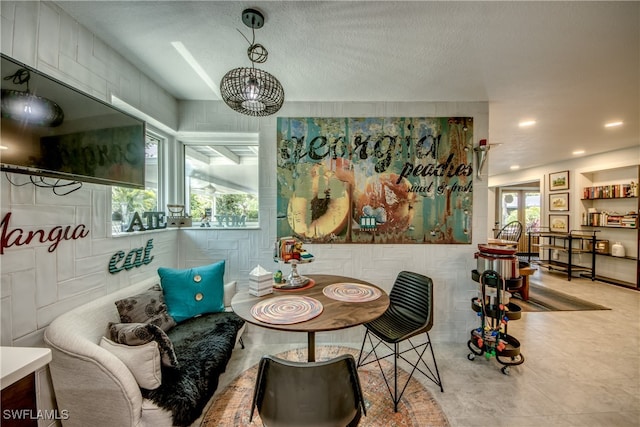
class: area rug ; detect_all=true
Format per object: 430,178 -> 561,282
515,283 -> 610,312
202,346 -> 450,427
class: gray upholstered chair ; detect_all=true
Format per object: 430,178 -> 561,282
357,270 -> 443,412
250,354 -> 366,427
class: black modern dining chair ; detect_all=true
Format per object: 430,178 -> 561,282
357,271 -> 443,412
250,353 -> 366,427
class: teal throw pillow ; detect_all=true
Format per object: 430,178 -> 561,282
158,261 -> 225,323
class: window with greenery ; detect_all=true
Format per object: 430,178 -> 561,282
185,139 -> 259,228
111,134 -> 160,233
498,188 -> 540,233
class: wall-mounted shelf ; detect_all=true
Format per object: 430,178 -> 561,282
578,165 -> 639,289
581,196 -> 637,201
582,183 -> 636,199
580,225 -> 637,229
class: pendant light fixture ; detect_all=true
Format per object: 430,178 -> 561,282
203,183 -> 217,196
220,8 -> 284,117
1,68 -> 64,127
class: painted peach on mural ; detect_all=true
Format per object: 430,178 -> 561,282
277,117 -> 474,244
355,173 -> 416,234
287,164 -> 351,239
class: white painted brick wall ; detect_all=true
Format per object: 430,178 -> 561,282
0,5 -> 493,421
0,3 -> 182,420
0,1 -> 181,347
1,2 -> 488,344
178,100 -> 490,342
0,174 -> 181,348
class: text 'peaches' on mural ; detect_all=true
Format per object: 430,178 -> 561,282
276,117 -> 474,244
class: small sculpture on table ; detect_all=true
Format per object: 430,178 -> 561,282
274,237 -> 314,288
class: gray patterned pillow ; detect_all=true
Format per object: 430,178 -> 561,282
108,322 -> 179,368
115,285 -> 176,332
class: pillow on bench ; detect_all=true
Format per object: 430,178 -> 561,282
99,337 -> 162,390
158,261 -> 225,323
114,284 -> 176,331
108,322 -> 179,368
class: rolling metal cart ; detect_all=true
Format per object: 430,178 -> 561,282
467,269 -> 525,375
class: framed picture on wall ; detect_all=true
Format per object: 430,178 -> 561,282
549,214 -> 569,233
549,192 -> 569,211
549,170 -> 569,191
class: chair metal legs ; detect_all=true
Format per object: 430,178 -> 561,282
357,329 -> 444,412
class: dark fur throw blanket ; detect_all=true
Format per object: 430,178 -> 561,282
142,311 -> 245,426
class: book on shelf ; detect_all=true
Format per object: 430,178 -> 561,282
621,214 -> 637,228
583,211 -> 637,227
583,183 -> 633,199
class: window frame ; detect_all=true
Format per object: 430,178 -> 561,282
496,186 -> 541,234
182,134 -> 260,229
110,129 -> 166,235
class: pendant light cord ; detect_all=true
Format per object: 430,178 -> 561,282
4,172 -> 82,196
4,68 -> 32,91
237,25 -> 256,50
237,26 -> 258,71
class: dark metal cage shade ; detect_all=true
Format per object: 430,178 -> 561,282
2,67 -> 65,127
1,89 -> 65,127
220,67 -> 284,117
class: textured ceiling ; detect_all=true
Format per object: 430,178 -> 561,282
54,1 -> 640,178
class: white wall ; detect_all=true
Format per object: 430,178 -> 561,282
0,0 -> 182,348
1,1 -> 489,353
0,1 -> 178,129
178,100 -> 491,342
489,146 -> 640,189
490,146 -> 639,285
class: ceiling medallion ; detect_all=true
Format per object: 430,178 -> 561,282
220,8 -> 284,117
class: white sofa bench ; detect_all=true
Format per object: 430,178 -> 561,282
44,276 -> 245,427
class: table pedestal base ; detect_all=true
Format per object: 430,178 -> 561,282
307,332 -> 315,362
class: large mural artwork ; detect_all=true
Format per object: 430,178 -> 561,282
277,117 -> 474,244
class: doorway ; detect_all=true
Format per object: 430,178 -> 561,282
496,183 -> 541,254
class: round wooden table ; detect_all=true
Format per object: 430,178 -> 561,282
231,274 -> 390,361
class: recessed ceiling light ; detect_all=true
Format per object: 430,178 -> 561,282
604,121 -> 623,128
0,145 -> 8,150
510,165 -> 520,170
518,120 -> 536,128
573,150 -> 585,155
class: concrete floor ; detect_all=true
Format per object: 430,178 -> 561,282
205,269 -> 640,426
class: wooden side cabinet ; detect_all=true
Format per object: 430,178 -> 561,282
2,373 -> 37,427
1,347 -> 52,427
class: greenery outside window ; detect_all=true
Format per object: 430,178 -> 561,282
499,189 -> 540,232
496,185 -> 541,254
184,136 -> 259,228
111,134 -> 161,233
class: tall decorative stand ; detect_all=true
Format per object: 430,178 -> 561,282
273,256 -> 314,288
